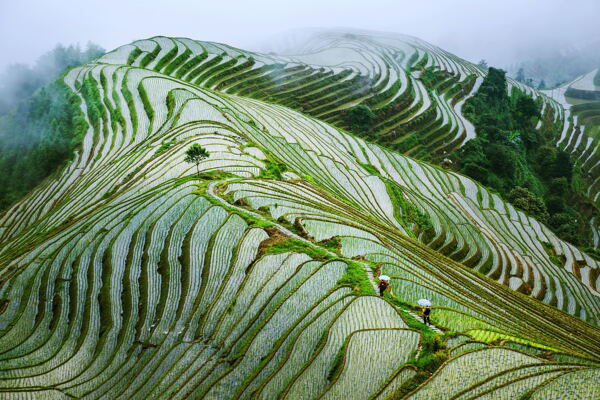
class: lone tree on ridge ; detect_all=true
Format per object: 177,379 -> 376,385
184,143 -> 209,177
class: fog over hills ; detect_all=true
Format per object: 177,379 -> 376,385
1,0 -> 599,71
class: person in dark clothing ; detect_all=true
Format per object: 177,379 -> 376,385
378,280 -> 388,296
423,306 -> 431,325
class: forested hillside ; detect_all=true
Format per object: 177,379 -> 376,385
0,44 -> 104,210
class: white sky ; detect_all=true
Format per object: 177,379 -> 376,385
0,0 -> 599,70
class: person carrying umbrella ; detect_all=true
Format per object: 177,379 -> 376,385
418,299 -> 432,325
378,275 -> 390,296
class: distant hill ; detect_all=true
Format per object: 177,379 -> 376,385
507,38 -> 600,88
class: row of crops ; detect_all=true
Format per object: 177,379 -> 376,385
98,32 -> 600,221
0,31 -> 599,397
1,55 -> 598,333
93,34 -> 503,160
0,177 -> 428,398
0,58 -> 423,398
212,86 -> 600,324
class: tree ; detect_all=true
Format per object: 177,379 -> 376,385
184,143 -> 209,176
508,186 -> 549,223
515,68 -> 525,83
549,213 -> 579,245
514,95 -> 539,130
487,144 -> 518,179
545,196 -> 566,214
0,79 -> 88,210
477,59 -> 488,69
549,177 -> 568,196
538,80 -> 546,90
346,104 -> 376,132
551,151 -> 572,180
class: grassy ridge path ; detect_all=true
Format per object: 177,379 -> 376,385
204,178 -> 442,332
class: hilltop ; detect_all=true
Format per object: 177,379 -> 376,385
0,31 -> 598,399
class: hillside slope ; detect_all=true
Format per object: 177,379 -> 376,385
0,32 -> 599,398
99,31 -> 600,242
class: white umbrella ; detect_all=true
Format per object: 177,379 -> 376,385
379,275 -> 391,281
417,299 -> 432,306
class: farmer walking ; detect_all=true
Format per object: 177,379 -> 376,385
423,306 -> 431,325
378,275 -> 390,296
418,299 -> 432,325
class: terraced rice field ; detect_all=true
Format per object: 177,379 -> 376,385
98,32 -> 556,161
544,68 -> 600,209
0,30 -> 599,398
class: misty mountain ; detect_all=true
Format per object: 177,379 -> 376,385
507,39 -> 600,88
0,42 -> 104,114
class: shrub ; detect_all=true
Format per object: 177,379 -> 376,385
545,196 -> 566,214
508,187 -> 549,223
346,104 -> 376,132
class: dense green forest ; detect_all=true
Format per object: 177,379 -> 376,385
0,44 -> 104,211
0,80 -> 88,210
452,67 -> 597,247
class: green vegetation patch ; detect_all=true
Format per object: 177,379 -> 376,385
126,48 -> 142,65
345,104 -> 376,132
415,333 -> 449,373
262,237 -> 333,261
138,81 -> 154,124
258,156 -> 287,180
328,341 -> 348,381
383,315 -> 449,398
452,67 -> 597,246
565,87 -> 600,101
386,181 -> 433,235
465,329 -> 559,352
360,163 -> 433,236
336,261 -> 375,295
154,140 -> 178,156
0,77 -> 88,210
139,45 -> 160,68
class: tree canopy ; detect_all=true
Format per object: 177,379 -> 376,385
345,104 -> 376,132
184,143 -> 209,176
